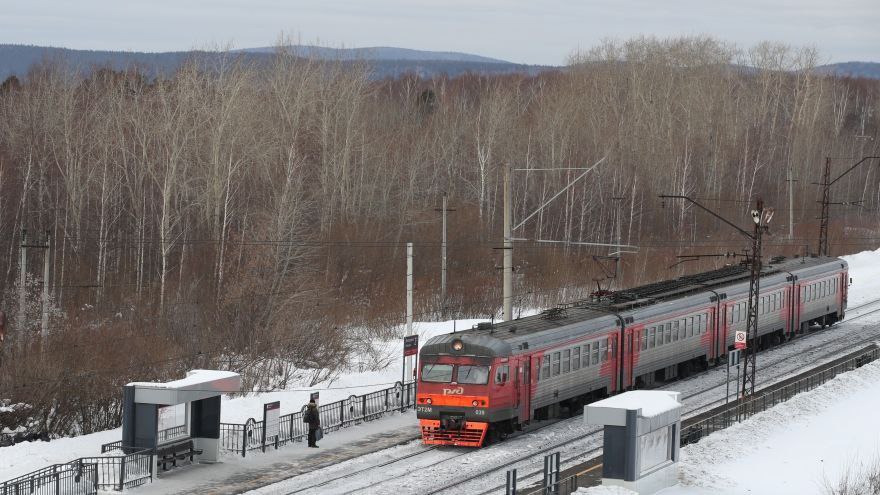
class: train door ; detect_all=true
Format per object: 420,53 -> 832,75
792,282 -> 802,333
719,304 -> 729,357
707,306 -> 717,360
840,272 -> 848,314
517,356 -> 531,422
623,325 -> 642,390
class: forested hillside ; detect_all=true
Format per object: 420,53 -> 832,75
1,37 -> 878,435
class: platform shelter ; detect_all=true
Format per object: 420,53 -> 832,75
122,370 -> 241,462
586,390 -> 682,495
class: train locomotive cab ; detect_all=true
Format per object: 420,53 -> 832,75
416,334 -> 515,447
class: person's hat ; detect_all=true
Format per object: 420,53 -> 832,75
308,399 -> 315,405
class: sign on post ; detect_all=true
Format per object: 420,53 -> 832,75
403,335 -> 419,356
262,401 -> 280,452
734,330 -> 747,349
310,391 -> 320,402
729,349 -> 741,366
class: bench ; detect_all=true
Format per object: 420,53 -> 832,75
156,439 -> 203,471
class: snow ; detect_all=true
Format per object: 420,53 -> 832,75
127,369 -> 240,390
658,358 -> 880,495
576,486 -> 639,495
588,391 -> 681,418
0,428 -> 122,481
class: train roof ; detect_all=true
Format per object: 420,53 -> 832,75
421,255 -> 844,357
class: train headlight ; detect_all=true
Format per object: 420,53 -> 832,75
426,398 -> 432,405
472,400 -> 479,407
452,339 -> 464,351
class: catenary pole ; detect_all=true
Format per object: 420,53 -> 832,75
503,165 -> 513,321
405,242 -> 414,383
17,229 -> 27,349
41,231 -> 50,342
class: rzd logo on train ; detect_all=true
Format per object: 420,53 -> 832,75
442,387 -> 464,395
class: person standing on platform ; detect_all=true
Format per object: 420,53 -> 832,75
304,400 -> 321,448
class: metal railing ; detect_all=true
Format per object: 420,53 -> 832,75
1,449 -> 152,494
1,460 -> 98,495
220,381 -> 416,457
100,425 -> 187,454
682,345 -> 880,446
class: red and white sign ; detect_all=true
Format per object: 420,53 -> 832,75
734,330 -> 747,349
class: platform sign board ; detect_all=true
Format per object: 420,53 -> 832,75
734,331 -> 747,349
263,401 -> 280,438
310,391 -> 320,402
403,335 -> 419,356
728,349 -> 742,367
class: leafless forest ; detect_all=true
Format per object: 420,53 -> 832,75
1,37 -> 878,435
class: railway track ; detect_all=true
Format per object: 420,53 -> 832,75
271,297 -> 880,495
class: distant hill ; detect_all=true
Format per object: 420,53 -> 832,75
239,45 -> 511,64
815,62 -> 880,79
0,44 -> 547,82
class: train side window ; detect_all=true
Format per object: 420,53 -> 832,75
600,340 -> 608,362
563,349 -> 571,373
672,321 -> 679,341
495,365 -> 509,384
641,331 -> 648,350
649,328 -> 656,348
688,317 -> 695,337
542,355 -> 550,380
572,347 -> 581,371
665,323 -> 672,344
592,343 -> 600,365
582,345 -> 590,367
552,352 -> 561,376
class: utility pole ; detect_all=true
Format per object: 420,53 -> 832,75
17,229 -> 27,347
787,166 -> 796,240
435,194 -> 455,316
611,196 -> 624,288
503,165 -> 513,321
742,200 -> 765,397
659,195 -> 771,397
41,231 -> 51,341
817,156 -> 880,257
818,157 -> 831,256
405,242 -> 414,382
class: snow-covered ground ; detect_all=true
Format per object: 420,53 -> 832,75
582,359 -> 880,495
3,248 -> 880,493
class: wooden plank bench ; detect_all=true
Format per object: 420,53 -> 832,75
156,439 -> 203,471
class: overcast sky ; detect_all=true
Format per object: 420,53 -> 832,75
3,0 -> 878,65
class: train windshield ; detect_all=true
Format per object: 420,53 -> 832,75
421,363 -> 454,383
457,365 -> 490,384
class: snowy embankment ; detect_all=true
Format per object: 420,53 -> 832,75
577,359 -> 880,495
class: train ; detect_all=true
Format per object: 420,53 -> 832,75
415,255 -> 848,447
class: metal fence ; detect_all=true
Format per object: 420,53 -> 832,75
0,460 -> 98,495
682,345 -> 880,446
220,380 -> 416,456
1,449 -> 153,494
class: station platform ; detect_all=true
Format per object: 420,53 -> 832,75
136,412 -> 419,495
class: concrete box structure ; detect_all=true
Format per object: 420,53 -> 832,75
122,370 -> 241,463
585,390 -> 681,495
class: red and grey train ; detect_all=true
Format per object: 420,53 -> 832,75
416,255 -> 848,447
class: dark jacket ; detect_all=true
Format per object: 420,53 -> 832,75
304,404 -> 321,430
